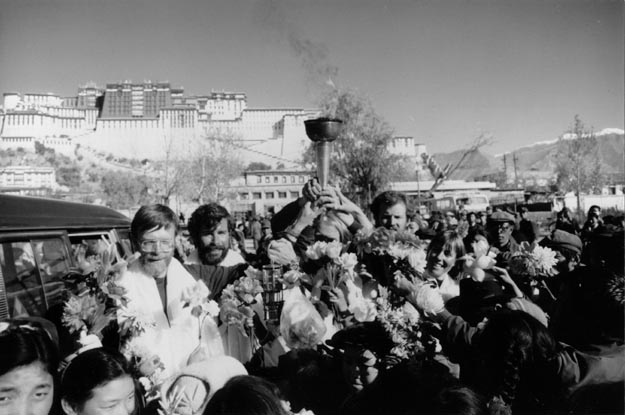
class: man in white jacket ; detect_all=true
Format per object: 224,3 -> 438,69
119,204 -> 222,376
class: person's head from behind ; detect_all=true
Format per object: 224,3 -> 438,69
350,359 -> 485,415
426,231 -> 466,280
188,203 -> 233,265
370,191 -> 407,232
203,375 -> 288,415
131,204 -> 179,277
0,320 -> 59,415
476,310 -> 558,407
61,348 -> 136,415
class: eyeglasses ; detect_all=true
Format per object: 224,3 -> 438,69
140,239 -> 175,252
497,224 -> 512,233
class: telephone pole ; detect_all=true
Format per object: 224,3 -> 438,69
513,152 -> 519,188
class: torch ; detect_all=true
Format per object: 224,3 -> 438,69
304,118 -> 343,189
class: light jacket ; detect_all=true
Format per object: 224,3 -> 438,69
119,258 -> 207,376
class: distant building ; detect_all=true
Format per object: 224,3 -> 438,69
1,81 -> 320,167
226,169 -> 313,217
0,165 -> 59,196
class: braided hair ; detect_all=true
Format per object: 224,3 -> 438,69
476,310 -> 558,410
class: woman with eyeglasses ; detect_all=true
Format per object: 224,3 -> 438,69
0,319 -> 59,415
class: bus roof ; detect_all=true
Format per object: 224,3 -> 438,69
0,194 -> 130,232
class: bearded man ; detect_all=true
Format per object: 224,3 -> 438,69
119,204 -> 223,376
186,203 -> 246,267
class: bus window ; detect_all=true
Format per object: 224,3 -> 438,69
1,241 -> 46,317
32,238 -> 72,311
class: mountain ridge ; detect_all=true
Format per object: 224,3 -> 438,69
431,129 -> 624,183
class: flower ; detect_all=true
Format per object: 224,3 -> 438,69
344,279 -> 377,322
406,248 -> 427,274
305,241 -> 327,260
509,243 -> 558,279
181,280 -> 211,317
336,252 -> 358,271
202,300 -> 220,318
282,269 -> 303,287
325,241 -> 342,259
531,245 -> 558,275
414,283 -> 445,316
118,304 -> 156,336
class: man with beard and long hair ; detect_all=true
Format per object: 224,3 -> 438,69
118,204 -> 224,376
186,203 -> 246,267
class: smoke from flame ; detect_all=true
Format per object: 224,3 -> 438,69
253,0 -> 339,98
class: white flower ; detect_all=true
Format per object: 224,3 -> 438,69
181,280 -> 210,309
532,246 -> 558,275
325,241 -> 342,259
415,284 -> 444,315
387,243 -> 408,259
202,300 -> 220,317
406,248 -> 427,274
336,252 -> 358,271
244,266 -> 264,281
305,241 -> 327,260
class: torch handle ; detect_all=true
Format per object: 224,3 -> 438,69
316,141 -> 332,189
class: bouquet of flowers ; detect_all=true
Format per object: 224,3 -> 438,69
122,328 -> 167,404
354,227 -> 427,285
219,270 -> 264,333
508,242 -> 558,298
304,240 -> 346,288
374,286 -> 440,365
181,280 -> 222,364
61,246 -> 133,344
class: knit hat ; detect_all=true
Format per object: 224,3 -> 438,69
506,297 -> 548,327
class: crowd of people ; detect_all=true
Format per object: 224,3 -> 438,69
1,180 -> 623,415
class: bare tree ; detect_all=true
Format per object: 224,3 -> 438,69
151,132 -> 190,206
182,130 -> 245,205
430,133 -> 494,191
555,115 -> 603,213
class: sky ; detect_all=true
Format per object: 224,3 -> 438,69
0,0 -> 623,154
